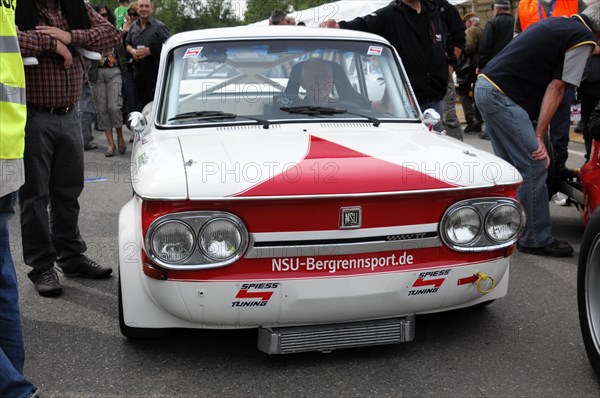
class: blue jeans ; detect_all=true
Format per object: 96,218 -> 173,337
474,77 -> 554,248
0,192 -> 37,398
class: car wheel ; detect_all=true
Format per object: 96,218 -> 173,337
577,208 -> 600,377
118,274 -> 171,339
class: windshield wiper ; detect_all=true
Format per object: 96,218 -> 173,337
280,106 -> 381,127
280,106 -> 348,115
169,111 -> 271,129
169,111 -> 237,121
235,115 -> 271,129
344,111 -> 381,127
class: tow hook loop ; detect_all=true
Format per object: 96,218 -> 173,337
476,272 -> 496,294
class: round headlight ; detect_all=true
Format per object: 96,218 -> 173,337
199,218 -> 244,261
444,207 -> 481,245
485,204 -> 522,242
150,220 -> 195,263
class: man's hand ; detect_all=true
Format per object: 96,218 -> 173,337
55,40 -> 73,69
127,46 -> 140,61
532,135 -> 550,169
135,46 -> 151,60
36,26 -> 72,45
447,65 -> 454,83
319,20 -> 340,28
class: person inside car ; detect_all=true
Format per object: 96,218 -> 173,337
288,58 -> 390,113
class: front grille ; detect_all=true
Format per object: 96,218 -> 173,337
245,227 -> 441,259
257,316 -> 415,354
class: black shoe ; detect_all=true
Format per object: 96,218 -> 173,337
84,142 -> 98,151
464,122 -> 482,134
30,268 -> 63,297
58,255 -> 112,279
479,132 -> 490,140
518,239 -> 574,257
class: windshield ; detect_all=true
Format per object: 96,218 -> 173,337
157,39 -> 420,127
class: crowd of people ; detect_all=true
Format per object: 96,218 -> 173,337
1,1 -> 169,395
80,0 -> 169,157
2,1 -> 600,396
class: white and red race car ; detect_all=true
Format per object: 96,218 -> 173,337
119,26 -> 525,353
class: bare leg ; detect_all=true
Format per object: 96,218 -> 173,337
116,127 -> 126,154
104,128 -> 115,157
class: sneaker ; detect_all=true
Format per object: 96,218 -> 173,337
552,192 -> 568,206
518,239 -> 574,257
29,268 -> 63,297
464,122 -> 481,134
58,255 -> 112,279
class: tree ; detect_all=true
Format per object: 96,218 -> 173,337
89,0 -> 241,33
243,0 -> 332,24
243,0 -> 289,24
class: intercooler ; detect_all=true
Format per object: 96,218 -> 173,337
257,315 -> 415,354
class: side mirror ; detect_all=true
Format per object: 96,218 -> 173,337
422,108 -> 441,131
127,111 -> 148,141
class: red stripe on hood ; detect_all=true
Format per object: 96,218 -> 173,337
234,135 -> 457,197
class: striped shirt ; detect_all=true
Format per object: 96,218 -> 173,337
17,0 -> 122,108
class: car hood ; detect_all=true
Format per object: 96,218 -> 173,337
132,123 -> 521,200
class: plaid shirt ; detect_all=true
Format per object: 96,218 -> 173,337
17,1 -> 122,108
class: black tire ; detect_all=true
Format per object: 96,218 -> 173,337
118,274 -> 171,339
577,208 -> 600,377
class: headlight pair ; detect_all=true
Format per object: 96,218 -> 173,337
440,198 -> 525,251
146,212 -> 248,269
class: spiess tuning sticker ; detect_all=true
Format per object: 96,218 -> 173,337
231,282 -> 279,307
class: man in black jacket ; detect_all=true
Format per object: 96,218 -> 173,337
322,0 -> 455,131
478,0 -> 515,71
125,0 -> 170,108
474,0 -> 515,141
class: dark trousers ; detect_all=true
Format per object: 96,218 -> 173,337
19,108 -> 87,278
134,63 -> 158,109
123,63 -> 140,115
579,81 -> 600,159
458,77 -> 481,128
549,86 -> 575,170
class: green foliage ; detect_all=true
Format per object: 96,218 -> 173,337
243,0 -> 333,24
243,0 -> 288,24
88,0 -> 241,33
88,0 -> 334,30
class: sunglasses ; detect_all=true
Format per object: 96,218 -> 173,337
128,13 -> 138,17
100,13 -> 108,17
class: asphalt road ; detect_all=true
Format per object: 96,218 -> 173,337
7,126 -> 600,397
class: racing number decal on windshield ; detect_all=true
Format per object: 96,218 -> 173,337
232,282 -> 279,308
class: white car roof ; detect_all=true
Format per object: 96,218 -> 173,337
163,26 -> 392,52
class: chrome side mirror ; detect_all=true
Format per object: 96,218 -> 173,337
422,108 -> 441,130
127,111 -> 148,141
